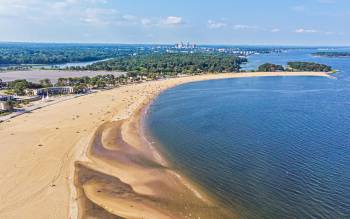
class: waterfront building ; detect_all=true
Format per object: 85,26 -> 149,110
0,95 -> 14,101
0,101 -> 12,112
28,86 -> 75,96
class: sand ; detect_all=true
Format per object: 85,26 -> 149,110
0,72 -> 330,219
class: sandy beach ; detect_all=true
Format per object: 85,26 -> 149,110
0,72 -> 330,219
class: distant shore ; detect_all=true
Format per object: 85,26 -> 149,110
0,72 -> 330,219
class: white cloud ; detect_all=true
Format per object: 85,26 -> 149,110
271,28 -> 281,33
295,28 -> 342,36
208,21 -> 279,33
295,28 -> 318,33
233,24 -> 262,31
66,0 -> 80,4
162,16 -> 183,26
141,16 -> 185,27
0,0 -> 39,17
207,20 -> 227,29
89,0 -> 108,3
51,1 -> 72,10
141,18 -> 152,26
0,0 -> 109,19
80,8 -> 139,26
122,14 -> 137,21
80,8 -> 116,25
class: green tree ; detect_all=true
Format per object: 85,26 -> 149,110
287,62 -> 332,72
258,63 -> 285,72
39,79 -> 53,88
13,81 -> 28,96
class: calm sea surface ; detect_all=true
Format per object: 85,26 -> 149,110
146,48 -> 350,218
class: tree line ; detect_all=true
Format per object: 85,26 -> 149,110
313,52 -> 350,58
70,53 -> 247,74
257,62 -> 332,72
2,74 -> 132,96
0,43 -> 146,65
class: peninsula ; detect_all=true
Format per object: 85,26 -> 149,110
313,52 -> 350,58
0,71 -> 330,219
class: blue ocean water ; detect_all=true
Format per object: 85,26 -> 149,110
146,48 -> 350,218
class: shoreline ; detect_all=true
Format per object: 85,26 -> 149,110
0,72 -> 330,219
71,71 -> 331,218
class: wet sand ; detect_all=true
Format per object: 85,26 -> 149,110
0,72 -> 330,219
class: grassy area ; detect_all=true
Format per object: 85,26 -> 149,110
0,111 -> 12,117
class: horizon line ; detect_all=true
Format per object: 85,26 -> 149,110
1,41 -> 349,48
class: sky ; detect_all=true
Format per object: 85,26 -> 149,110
0,0 -> 349,46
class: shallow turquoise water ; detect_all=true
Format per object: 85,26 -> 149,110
146,49 -> 350,218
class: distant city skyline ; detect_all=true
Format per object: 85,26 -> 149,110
0,0 -> 349,46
